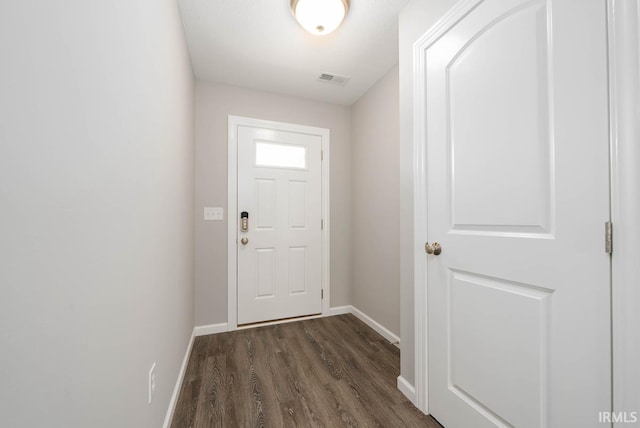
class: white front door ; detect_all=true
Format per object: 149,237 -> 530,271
422,0 -> 611,427
236,122 -> 323,325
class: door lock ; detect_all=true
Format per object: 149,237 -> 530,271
241,237 -> 249,245
240,211 -> 249,232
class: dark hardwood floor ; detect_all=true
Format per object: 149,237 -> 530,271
171,314 -> 442,427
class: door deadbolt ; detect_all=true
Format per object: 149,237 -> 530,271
425,242 -> 442,255
240,211 -> 249,232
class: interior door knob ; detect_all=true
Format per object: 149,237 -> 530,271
241,237 -> 248,245
425,242 -> 442,255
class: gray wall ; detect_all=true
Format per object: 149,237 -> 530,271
351,66 -> 401,336
399,0 -> 459,387
195,82 -> 352,326
0,1 -> 195,427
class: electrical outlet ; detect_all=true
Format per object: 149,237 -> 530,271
148,363 -> 156,404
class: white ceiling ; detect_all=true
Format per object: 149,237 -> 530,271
178,0 -> 409,105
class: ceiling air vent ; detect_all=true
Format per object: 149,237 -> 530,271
317,73 -> 350,86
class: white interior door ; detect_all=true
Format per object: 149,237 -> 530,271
423,0 -> 611,427
236,124 -> 322,325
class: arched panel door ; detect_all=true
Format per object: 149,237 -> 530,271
423,0 -> 610,427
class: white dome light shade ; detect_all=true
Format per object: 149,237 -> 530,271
291,0 -> 349,36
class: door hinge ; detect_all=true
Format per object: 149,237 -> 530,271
321,289 -> 324,299
321,219 -> 324,230
605,221 -> 613,254
321,150 -> 324,161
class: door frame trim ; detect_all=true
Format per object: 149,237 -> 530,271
411,0 -> 482,414
607,1 -> 640,423
226,115 -> 331,331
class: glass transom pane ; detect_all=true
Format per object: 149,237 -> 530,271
255,141 -> 307,169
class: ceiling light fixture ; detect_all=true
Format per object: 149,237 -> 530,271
290,0 -> 350,36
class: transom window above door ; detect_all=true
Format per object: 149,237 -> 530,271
255,141 -> 307,169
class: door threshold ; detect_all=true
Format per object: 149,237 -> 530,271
236,313 -> 323,330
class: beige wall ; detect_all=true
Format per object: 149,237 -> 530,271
0,1 -> 195,427
195,82 -> 352,326
399,0 -> 460,387
351,66 -> 401,336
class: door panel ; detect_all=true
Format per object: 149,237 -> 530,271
288,181 -> 307,228
425,0 -> 610,427
256,248 -> 275,297
288,247 -> 307,294
237,126 -> 322,325
447,1 -> 552,235
448,271 -> 551,428
256,179 -> 276,229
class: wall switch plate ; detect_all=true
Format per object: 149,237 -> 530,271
204,207 -> 224,221
148,363 -> 156,404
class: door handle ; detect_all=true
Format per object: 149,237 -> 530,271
241,237 -> 249,245
425,242 -> 442,255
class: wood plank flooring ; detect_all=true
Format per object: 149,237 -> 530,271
171,314 -> 442,427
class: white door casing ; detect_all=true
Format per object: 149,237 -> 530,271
228,116 -> 330,329
414,0 -> 611,427
608,1 -> 640,426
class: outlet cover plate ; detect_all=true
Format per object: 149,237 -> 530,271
204,207 -> 224,221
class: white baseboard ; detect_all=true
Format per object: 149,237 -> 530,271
163,329 -> 195,428
350,305 -> 401,345
194,322 -> 228,336
326,305 -> 352,316
397,375 -> 417,405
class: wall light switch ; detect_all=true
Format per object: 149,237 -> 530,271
204,207 -> 224,221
